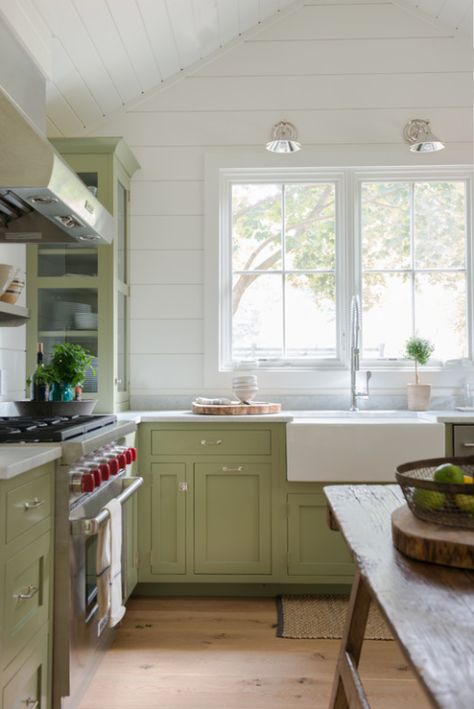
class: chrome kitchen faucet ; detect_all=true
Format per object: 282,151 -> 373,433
350,295 -> 371,411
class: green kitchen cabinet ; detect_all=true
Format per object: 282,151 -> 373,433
137,422 -> 353,590
286,492 -> 354,578
149,462 -> 187,575
193,462 -> 272,574
1,630 -> 48,709
138,423 -> 285,583
26,137 -> 140,412
0,463 -> 54,708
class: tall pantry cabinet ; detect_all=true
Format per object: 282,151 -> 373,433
26,138 -> 140,412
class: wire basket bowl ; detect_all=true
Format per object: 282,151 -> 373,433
396,456 -> 474,530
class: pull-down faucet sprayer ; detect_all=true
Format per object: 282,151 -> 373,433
350,295 -> 371,411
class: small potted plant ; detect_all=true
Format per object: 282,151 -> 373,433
49,343 -> 95,401
404,336 -> 434,411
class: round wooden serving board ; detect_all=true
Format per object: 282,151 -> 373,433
391,504 -> 474,570
192,402 -> 281,415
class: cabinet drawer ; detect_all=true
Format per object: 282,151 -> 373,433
6,475 -> 51,545
453,425 -> 474,457
3,533 -> 50,669
151,429 -> 271,456
2,629 -> 48,709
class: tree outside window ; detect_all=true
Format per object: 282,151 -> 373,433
361,180 -> 467,361
231,181 -> 337,364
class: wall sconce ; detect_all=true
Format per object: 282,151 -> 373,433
403,119 -> 445,153
266,121 -> 301,153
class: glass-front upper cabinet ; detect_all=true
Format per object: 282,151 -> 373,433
26,138 -> 140,412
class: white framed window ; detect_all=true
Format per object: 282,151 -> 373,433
204,157 -> 472,391
354,168 -> 472,367
222,171 -> 347,370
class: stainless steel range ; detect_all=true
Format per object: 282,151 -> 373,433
1,414 -> 143,708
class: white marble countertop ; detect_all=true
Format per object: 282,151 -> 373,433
0,444 -> 62,480
115,409 -> 474,424
116,410 -> 293,423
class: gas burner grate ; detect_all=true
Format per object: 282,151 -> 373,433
0,414 -> 117,442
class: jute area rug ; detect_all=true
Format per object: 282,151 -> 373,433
276,595 -> 393,640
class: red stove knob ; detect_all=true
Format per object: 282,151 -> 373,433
81,472 -> 95,493
108,458 -> 119,475
124,449 -> 133,464
128,447 -> 137,462
117,453 -> 127,470
90,468 -> 101,487
99,463 -> 110,481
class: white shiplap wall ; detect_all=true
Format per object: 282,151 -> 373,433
90,0 -> 473,407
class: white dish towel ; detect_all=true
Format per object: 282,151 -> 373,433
104,497 -> 126,627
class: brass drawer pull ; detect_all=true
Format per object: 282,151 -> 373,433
13,584 -> 39,601
24,497 -> 46,510
200,439 -> 223,446
222,466 -> 243,472
23,698 -> 39,708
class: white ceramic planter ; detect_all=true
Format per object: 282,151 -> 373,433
407,383 -> 431,411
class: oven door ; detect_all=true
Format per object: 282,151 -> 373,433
54,475 -> 143,708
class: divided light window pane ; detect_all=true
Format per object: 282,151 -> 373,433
231,182 -> 336,364
361,180 -> 468,361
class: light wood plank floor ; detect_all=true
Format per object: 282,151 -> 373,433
78,597 -> 432,709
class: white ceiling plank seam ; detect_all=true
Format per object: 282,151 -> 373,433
134,0 -> 164,84
165,0 -> 201,68
32,0 -> 122,116
105,0 -> 162,93
190,0 -> 220,58
72,0 -> 142,105
137,0 -> 181,79
49,37 -> 103,128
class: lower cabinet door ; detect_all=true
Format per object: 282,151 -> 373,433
3,533 -> 50,669
150,463 -> 187,575
2,629 -> 48,709
194,462 -> 272,574
287,493 -> 354,577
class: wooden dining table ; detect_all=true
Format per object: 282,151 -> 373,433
323,484 -> 474,709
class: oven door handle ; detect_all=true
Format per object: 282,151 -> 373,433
70,477 -> 144,536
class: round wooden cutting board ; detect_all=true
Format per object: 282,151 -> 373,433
391,504 -> 474,570
192,402 -> 281,415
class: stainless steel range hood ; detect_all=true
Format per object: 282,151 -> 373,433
0,87 -> 114,245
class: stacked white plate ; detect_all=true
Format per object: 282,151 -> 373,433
52,301 -> 92,329
232,374 -> 258,403
74,312 -> 98,330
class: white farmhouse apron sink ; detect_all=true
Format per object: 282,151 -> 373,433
286,412 -> 445,482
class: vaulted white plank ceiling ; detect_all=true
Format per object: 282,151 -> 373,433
1,0 -> 471,136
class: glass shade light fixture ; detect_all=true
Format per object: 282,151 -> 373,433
266,121 -> 301,153
403,119 -> 445,153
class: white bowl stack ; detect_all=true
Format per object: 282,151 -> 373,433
232,374 -> 258,404
74,312 -> 98,330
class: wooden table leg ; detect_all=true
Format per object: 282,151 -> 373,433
328,569 -> 372,709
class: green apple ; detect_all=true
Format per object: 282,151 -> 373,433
454,494 -> 474,514
413,488 -> 445,511
433,463 -> 465,484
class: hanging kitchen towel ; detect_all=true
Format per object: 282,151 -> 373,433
104,497 -> 126,627
95,516 -> 111,637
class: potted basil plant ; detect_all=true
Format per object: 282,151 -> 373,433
404,336 -> 434,411
48,343 -> 96,401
